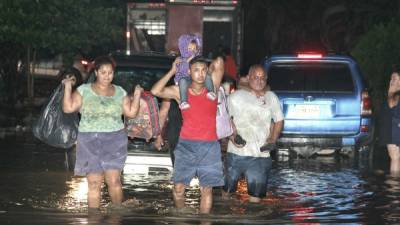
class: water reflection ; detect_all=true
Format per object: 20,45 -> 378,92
61,177 -> 88,211
271,158 -> 370,224
2,136 -> 400,224
375,175 -> 400,224
87,213 -> 123,225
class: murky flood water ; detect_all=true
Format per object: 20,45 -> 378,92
0,132 -> 399,224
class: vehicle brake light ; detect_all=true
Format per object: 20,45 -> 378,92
297,53 -> 323,59
361,125 -> 369,132
361,91 -> 372,116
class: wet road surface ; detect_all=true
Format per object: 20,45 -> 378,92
0,131 -> 399,224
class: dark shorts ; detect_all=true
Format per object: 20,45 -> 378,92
173,139 -> 224,187
74,129 -> 128,176
392,117 -> 400,145
223,152 -> 272,198
379,104 -> 400,146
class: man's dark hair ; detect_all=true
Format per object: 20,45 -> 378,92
189,56 -> 209,67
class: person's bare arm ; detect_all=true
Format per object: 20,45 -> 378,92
228,118 -> 246,148
209,57 -> 225,90
123,85 -> 143,118
388,75 -> 400,108
151,58 -> 180,101
153,100 -> 171,150
62,77 -> 82,113
158,100 -> 171,129
266,120 -> 283,144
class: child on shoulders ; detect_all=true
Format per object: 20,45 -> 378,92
175,34 -> 216,110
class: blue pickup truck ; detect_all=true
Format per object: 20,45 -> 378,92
263,53 -> 374,160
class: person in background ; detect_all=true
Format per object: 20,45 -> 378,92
62,56 -> 143,212
380,71 -> 400,175
153,99 -> 182,165
222,64 -> 284,203
223,47 -> 238,81
151,56 -> 225,214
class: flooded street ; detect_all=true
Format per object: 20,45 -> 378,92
0,132 -> 399,224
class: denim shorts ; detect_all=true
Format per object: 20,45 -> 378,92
223,152 -> 272,198
74,129 -> 128,176
172,139 -> 224,187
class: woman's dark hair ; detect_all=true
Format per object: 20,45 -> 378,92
392,64 -> 399,74
58,67 -> 83,89
93,55 -> 115,71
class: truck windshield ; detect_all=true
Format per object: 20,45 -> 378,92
268,62 -> 354,92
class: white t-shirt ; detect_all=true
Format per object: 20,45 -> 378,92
227,89 -> 284,158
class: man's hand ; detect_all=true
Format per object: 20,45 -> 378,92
260,143 -> 276,152
209,56 -> 225,90
260,137 -> 277,152
209,57 -> 223,73
171,57 -> 181,75
229,134 -> 246,148
150,59 -> 180,100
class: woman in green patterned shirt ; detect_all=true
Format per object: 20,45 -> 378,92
62,56 -> 143,212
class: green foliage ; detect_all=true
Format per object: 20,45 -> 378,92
0,0 -> 124,63
352,21 -> 400,111
0,0 -> 124,104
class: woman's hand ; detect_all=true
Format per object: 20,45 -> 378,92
124,85 -> 143,118
62,75 -> 76,88
133,85 -> 143,97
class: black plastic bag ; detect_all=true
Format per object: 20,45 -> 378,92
33,84 -> 79,148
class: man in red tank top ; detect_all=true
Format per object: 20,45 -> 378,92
151,56 -> 224,214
